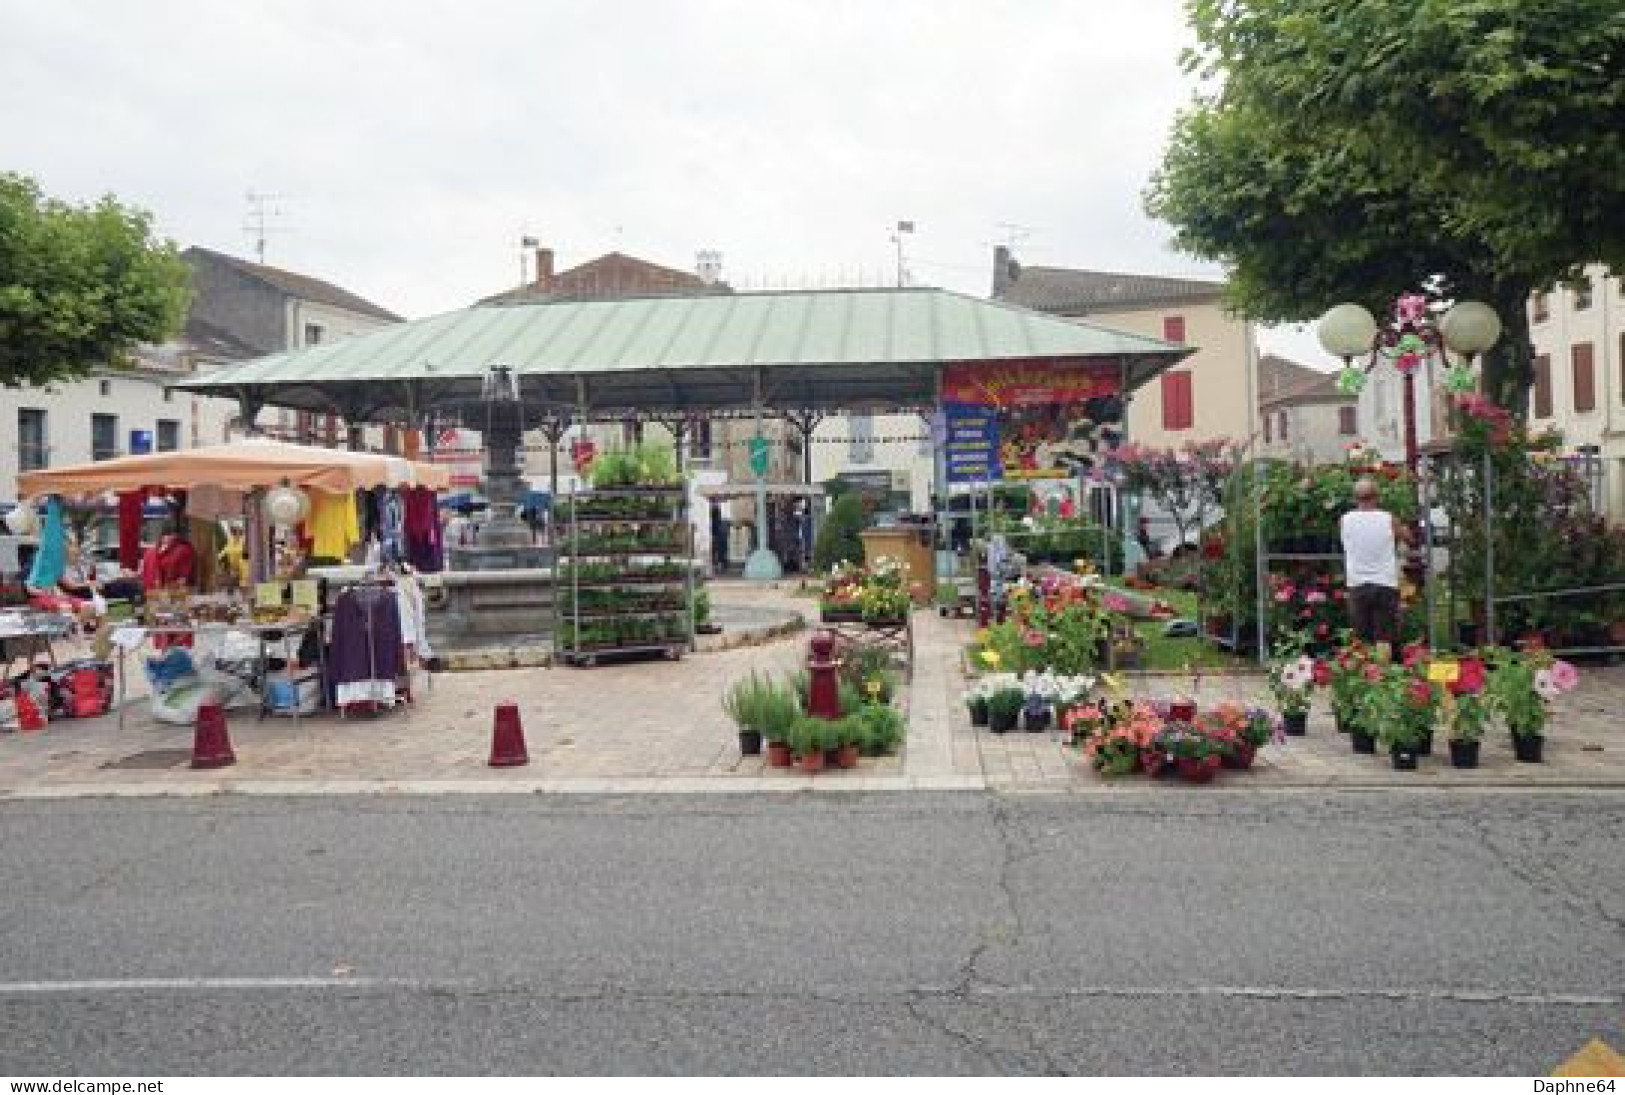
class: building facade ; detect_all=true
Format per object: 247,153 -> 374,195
992,247 -> 1258,451
1257,354 -> 1359,464
1525,264 -> 1625,520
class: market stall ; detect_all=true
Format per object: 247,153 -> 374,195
15,440 -> 449,724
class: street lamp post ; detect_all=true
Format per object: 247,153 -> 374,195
1316,294 -> 1503,645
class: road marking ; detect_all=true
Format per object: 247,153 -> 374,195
0,978 -> 1615,1008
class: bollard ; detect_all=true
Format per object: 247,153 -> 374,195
807,630 -> 841,720
190,699 -> 236,769
488,701 -> 529,767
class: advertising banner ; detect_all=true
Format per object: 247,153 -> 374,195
941,360 -> 1123,481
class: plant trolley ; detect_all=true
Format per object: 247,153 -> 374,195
555,487 -> 696,667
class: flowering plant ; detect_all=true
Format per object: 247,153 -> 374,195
1199,701 -> 1274,750
1325,637 -> 1374,727
1075,699 -> 1160,775
1361,662 -> 1438,749
1267,572 -> 1345,650
1152,719 -> 1230,763
1436,654 -> 1490,742
1485,648 -> 1578,737
1267,650 -> 1316,717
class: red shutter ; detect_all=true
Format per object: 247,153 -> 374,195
1161,371 -> 1194,431
1533,354 -> 1552,418
1162,315 -> 1186,344
1573,343 -> 1596,412
1338,406 -> 1358,435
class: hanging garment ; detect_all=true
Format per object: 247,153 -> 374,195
402,488 -> 443,572
308,490 -> 361,562
26,498 -> 68,590
116,491 -> 145,570
380,490 -> 405,564
328,584 -> 404,708
394,571 -> 435,660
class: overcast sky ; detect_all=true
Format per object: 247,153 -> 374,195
2,0 -> 1326,363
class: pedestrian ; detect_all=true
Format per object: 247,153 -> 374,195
1339,477 -> 1409,651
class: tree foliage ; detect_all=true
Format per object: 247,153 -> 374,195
0,172 -> 191,387
1146,0 -> 1625,412
813,494 -> 866,573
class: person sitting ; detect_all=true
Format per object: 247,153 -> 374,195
140,529 -> 198,592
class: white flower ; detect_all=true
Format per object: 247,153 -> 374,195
1533,668 -> 1561,702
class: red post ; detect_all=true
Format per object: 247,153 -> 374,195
807,630 -> 841,719
489,701 -> 529,767
190,700 -> 236,769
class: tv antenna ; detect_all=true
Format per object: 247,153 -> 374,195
243,190 -> 291,264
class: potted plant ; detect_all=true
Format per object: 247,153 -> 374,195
1021,670 -> 1060,733
1203,702 -> 1270,770
1485,649 -> 1579,763
789,715 -> 832,772
1267,649 -> 1315,735
984,677 -> 1024,734
963,680 -> 991,727
855,702 -> 905,756
1366,664 -> 1436,770
759,675 -> 802,768
1441,654 -> 1489,769
1076,700 -> 1158,777
1325,637 -> 1371,735
1156,719 -> 1228,784
722,670 -> 770,756
831,716 -> 863,769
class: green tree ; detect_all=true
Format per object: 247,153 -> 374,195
812,494 -> 866,573
0,172 -> 191,387
1146,0 -> 1625,413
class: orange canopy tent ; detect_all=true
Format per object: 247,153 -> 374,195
18,439 -> 451,498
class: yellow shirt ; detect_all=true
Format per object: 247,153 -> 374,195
308,491 -> 360,561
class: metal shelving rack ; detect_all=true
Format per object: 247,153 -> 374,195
555,487 -> 695,667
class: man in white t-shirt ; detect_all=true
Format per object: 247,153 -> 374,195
1339,477 -> 1411,646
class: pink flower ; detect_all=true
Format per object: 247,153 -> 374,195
1305,590 -> 1327,604
1549,660 -> 1580,694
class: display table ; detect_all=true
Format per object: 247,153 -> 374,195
109,618 -> 328,728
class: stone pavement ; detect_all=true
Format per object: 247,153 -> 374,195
1,580 -> 1622,798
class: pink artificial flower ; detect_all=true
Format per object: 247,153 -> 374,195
1305,590 -> 1327,604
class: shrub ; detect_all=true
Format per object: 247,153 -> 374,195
813,494 -> 865,572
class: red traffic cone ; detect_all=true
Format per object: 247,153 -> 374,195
191,699 -> 236,769
489,701 -> 528,767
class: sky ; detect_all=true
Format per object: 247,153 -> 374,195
2,0 -> 1328,364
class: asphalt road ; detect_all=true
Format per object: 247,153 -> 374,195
1,791 -> 1621,1075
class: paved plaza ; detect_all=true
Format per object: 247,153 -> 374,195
2,581 -> 1622,797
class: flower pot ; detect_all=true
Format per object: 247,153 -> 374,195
1168,700 -> 1197,722
967,700 -> 989,727
1512,734 -> 1544,763
1221,741 -> 1257,770
1448,738 -> 1480,769
988,708 -> 1018,734
738,729 -> 763,757
1415,732 -> 1434,757
1350,729 -> 1376,755
1024,707 -> 1052,733
1390,744 -> 1419,770
766,740 -> 793,768
799,748 -> 826,772
1176,755 -> 1221,784
1142,752 -> 1176,778
1281,711 -> 1307,736
834,743 -> 861,769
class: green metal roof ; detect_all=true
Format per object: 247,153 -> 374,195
181,287 -> 1192,419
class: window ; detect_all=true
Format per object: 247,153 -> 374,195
690,418 -> 713,460
156,419 -> 181,452
304,323 -> 324,346
1574,279 -> 1593,311
1263,413 -> 1273,443
98,378 -> 111,397
1338,405 -> 1358,435
849,414 -> 875,463
1160,371 -> 1194,431
1573,344 -> 1596,412
1278,410 -> 1289,441
1162,315 -> 1186,344
162,386 -> 174,403
17,409 -> 48,471
91,413 -> 119,460
1533,354 -> 1552,418
1531,291 -> 1549,323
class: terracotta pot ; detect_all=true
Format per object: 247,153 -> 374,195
799,748 -> 826,772
834,743 -> 861,769
1168,701 -> 1198,722
1221,741 -> 1256,770
766,740 -> 793,768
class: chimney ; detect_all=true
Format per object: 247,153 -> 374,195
535,247 -> 555,286
992,245 -> 1020,298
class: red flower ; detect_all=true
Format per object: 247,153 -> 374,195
1401,643 -> 1429,669
1407,679 -> 1434,707
1448,657 -> 1487,696
1312,660 -> 1331,687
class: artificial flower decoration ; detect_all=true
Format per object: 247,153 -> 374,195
1443,364 -> 1477,394
1336,367 -> 1367,395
